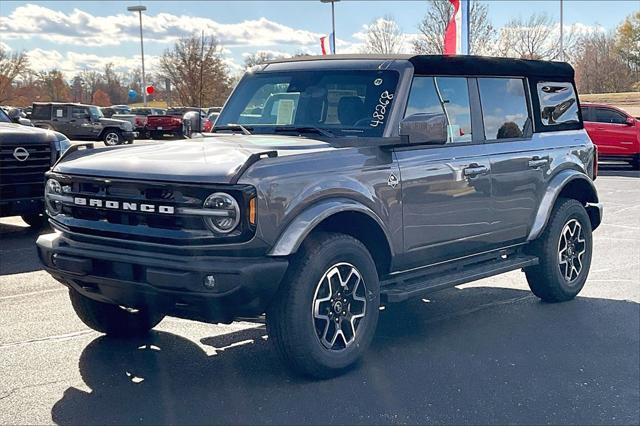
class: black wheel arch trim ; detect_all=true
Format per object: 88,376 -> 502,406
528,169 -> 601,241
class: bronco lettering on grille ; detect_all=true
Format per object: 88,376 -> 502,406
73,197 -> 175,214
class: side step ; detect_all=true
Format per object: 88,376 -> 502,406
380,255 -> 539,303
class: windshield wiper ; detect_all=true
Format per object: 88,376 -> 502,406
273,126 -> 335,138
213,124 -> 252,135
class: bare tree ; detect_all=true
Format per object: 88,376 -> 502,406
0,47 -> 30,103
102,63 -> 126,105
497,13 -> 577,60
159,34 -> 232,107
573,31 -> 634,94
413,0 -> 496,55
615,11 -> 640,85
362,15 -> 405,54
243,51 -> 286,70
36,70 -> 71,102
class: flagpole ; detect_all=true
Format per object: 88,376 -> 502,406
560,0 -> 564,60
461,0 -> 470,55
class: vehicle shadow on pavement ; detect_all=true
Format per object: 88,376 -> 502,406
0,222 -> 50,275
51,287 -> 640,425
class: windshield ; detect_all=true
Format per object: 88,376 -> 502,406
0,108 -> 10,123
89,106 -> 104,119
216,69 -> 400,137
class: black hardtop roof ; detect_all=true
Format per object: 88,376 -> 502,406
32,102 -> 98,107
269,54 -> 574,79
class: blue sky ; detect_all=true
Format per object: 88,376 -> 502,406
1,1 -> 638,77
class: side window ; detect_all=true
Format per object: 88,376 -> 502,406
31,104 -> 51,120
71,107 -> 88,119
53,106 -> 68,119
478,78 -> 531,140
594,108 -> 627,124
580,107 -> 591,122
405,76 -> 472,143
537,82 -> 579,126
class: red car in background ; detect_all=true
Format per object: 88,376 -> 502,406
581,102 -> 640,169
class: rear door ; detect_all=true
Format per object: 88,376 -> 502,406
593,107 -> 636,156
480,77 -> 548,245
51,105 -> 71,135
395,76 -> 493,269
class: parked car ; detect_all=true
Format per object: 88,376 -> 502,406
37,55 -> 601,378
146,112 -> 187,139
204,112 -> 219,132
183,110 -> 208,136
0,107 -> 71,228
1,106 -> 33,126
31,102 -> 136,146
110,105 -> 131,115
580,102 -> 639,169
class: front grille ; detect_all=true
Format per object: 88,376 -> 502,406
51,175 -> 255,247
0,143 -> 52,200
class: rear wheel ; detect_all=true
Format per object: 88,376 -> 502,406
21,213 -> 48,229
103,129 -> 123,146
267,233 -> 379,378
525,198 -> 593,302
69,289 -> 164,337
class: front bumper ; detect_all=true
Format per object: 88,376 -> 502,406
37,232 -> 289,323
122,131 -> 137,140
0,197 -> 44,217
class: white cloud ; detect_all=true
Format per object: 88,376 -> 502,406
0,4 -> 328,48
24,48 -> 160,77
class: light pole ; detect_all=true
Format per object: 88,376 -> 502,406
559,0 -> 564,61
320,0 -> 339,54
127,5 -> 147,106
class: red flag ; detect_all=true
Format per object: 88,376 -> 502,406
444,0 -> 461,55
320,36 -> 328,55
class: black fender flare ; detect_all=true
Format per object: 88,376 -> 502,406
268,197 -> 394,258
527,169 -> 601,241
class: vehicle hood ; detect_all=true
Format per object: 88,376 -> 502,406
53,134 -> 335,183
0,122 -> 56,144
100,117 -> 129,126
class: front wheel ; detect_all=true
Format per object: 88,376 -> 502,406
69,289 -> 164,337
525,198 -> 593,302
103,130 -> 123,146
267,233 -> 380,378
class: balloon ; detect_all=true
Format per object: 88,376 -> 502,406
128,89 -> 137,99
146,85 -> 155,95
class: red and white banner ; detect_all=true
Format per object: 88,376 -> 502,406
443,0 -> 462,55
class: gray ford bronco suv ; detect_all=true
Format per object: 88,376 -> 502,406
37,55 -> 602,378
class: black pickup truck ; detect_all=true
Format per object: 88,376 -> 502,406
37,55 -> 601,378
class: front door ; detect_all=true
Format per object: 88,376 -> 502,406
70,106 -> 96,139
395,76 -> 493,269
592,107 -> 636,157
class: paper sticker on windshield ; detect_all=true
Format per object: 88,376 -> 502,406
370,90 -> 394,127
276,99 -> 295,125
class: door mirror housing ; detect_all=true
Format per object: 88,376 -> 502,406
625,116 -> 635,126
399,113 -> 448,145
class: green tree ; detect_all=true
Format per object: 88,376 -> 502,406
615,11 -> 640,85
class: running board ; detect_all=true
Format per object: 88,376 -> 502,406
380,255 -> 539,303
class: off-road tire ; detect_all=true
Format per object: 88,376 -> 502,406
267,232 -> 380,379
69,289 -> 164,337
21,213 -> 48,229
525,198 -> 593,302
102,129 -> 123,146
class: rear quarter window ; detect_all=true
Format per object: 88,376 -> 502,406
478,78 -> 531,140
31,104 -> 52,120
537,82 -> 579,126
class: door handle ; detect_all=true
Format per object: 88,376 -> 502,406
463,164 -> 489,177
528,157 -> 549,168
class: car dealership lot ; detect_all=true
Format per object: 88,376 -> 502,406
0,163 -> 638,425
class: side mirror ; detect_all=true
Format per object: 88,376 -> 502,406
399,113 -> 448,145
626,116 -> 635,126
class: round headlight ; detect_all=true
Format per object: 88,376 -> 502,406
45,178 -> 63,216
203,192 -> 240,234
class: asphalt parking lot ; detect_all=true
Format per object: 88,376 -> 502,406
0,155 -> 638,425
